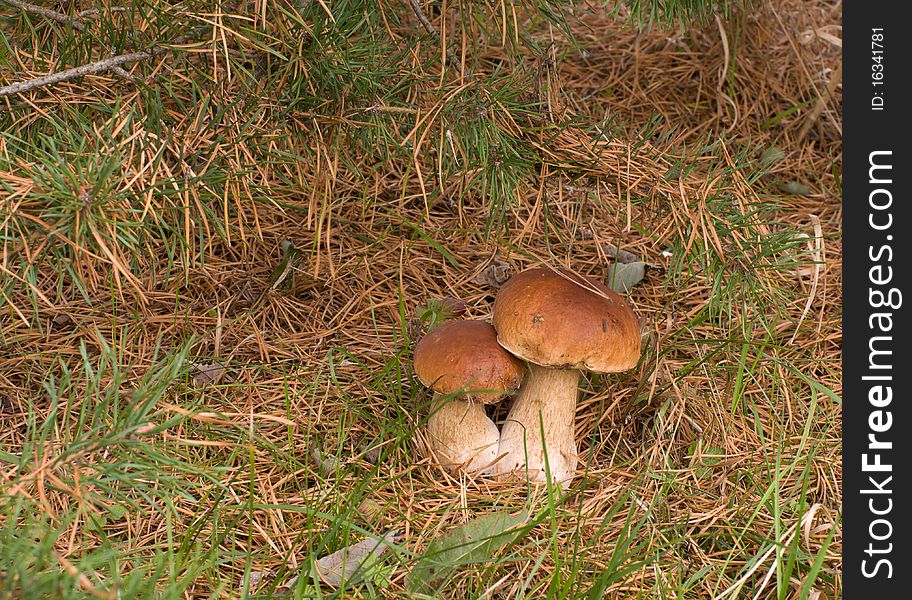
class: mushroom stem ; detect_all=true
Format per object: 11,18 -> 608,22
427,395 -> 501,474
495,364 -> 579,488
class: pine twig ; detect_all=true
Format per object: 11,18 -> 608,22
0,25 -> 206,98
1,0 -> 85,31
77,7 -> 129,18
406,0 -> 463,75
110,65 -> 138,81
0,50 -> 156,97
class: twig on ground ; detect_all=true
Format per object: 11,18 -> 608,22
110,65 -> 138,82
406,0 -> 463,75
0,27 -> 205,97
1,0 -> 85,31
1,1 -> 149,93
77,7 -> 129,19
0,50 -> 155,97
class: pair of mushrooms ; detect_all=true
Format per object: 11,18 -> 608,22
413,267 -> 641,488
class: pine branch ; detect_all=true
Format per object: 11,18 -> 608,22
0,22 -> 208,98
77,7 -> 128,19
406,0 -> 463,75
0,0 -> 85,31
0,50 -> 156,97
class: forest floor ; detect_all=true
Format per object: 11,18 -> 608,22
1,0 -> 841,597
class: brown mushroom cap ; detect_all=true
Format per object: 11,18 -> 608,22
492,267 -> 641,373
413,320 -> 525,404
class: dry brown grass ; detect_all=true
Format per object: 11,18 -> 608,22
0,0 -> 841,597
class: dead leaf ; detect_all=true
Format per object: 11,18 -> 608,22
248,570 -> 273,589
226,280 -> 258,314
575,227 -> 594,240
777,181 -> 811,196
310,442 -> 340,477
602,243 -> 639,264
362,439 -> 383,465
52,313 -> 75,328
357,498 -> 384,523
288,530 -> 401,589
473,252 -> 512,289
191,362 -> 227,388
605,261 -> 646,292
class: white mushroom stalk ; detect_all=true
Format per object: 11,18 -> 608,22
496,365 -> 579,486
413,320 -> 524,476
492,267 -> 641,489
427,395 -> 500,474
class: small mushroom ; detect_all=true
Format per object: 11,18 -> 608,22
492,267 -> 641,488
413,320 -> 525,474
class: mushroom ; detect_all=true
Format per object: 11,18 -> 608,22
492,267 -> 641,488
413,320 -> 525,474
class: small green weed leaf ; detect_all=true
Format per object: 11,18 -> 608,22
695,446 -> 725,479
760,146 -> 786,165
293,530 -> 401,589
268,240 -> 303,289
606,262 -> 646,292
777,181 -> 811,196
84,513 -> 107,532
106,503 -> 128,521
415,297 -> 466,332
309,442 -> 340,477
407,510 -> 529,594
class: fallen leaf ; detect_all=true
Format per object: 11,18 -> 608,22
357,498 -> 384,524
473,252 -> 512,289
286,530 -> 400,590
777,181 -> 811,196
191,362 -> 227,388
52,313 -> 75,328
407,510 -> 529,593
602,243 -> 639,264
575,227 -> 594,240
310,442 -> 340,477
605,262 -> 646,292
227,280 -> 258,314
362,440 -> 383,465
760,146 -> 786,165
248,570 -> 273,588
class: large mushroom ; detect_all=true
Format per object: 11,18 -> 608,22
492,267 -> 641,488
413,320 -> 525,474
